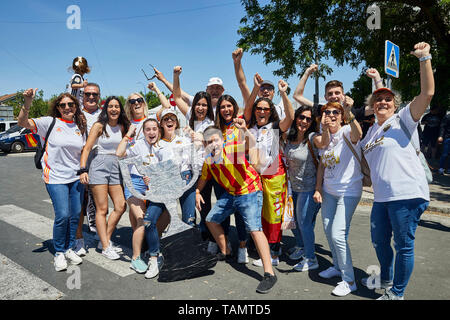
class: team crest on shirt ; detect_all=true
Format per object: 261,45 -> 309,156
176,140 -> 182,144
363,136 -> 384,154
262,129 -> 268,135
75,130 -> 81,136
383,124 -> 391,132
56,127 -> 62,132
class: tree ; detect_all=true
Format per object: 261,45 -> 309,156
139,91 -> 170,109
8,90 -> 49,118
237,0 -> 450,109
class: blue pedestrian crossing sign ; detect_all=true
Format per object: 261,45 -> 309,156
385,40 -> 400,78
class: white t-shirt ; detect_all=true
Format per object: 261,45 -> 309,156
96,124 -> 122,155
361,104 -> 429,202
319,125 -> 363,197
32,117 -> 86,184
126,139 -> 161,176
185,107 -> 215,133
129,116 -> 149,143
249,121 -> 281,175
158,135 -> 193,173
82,107 -> 101,134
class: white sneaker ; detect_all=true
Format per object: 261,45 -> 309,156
207,241 -> 218,255
319,266 -> 341,279
332,280 -> 357,297
64,249 -> 82,265
97,240 -> 122,253
293,257 -> 319,272
252,257 -> 279,267
145,257 -> 159,279
102,245 -> 120,260
237,247 -> 249,264
54,253 -> 68,272
289,247 -> 304,260
74,239 -> 87,256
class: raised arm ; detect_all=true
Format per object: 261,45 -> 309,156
409,42 -> 434,122
18,88 -> 39,130
278,80 -> 294,132
244,73 -> 263,123
172,66 -> 190,116
343,103 -> 363,144
154,67 -> 191,104
116,125 -> 136,157
293,64 -> 317,108
232,48 -> 251,104
313,115 -> 331,149
148,81 -> 171,117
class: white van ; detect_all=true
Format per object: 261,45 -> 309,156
0,120 -> 18,133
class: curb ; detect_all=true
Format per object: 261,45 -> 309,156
359,196 -> 450,215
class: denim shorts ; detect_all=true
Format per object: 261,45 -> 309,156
206,190 -> 263,232
123,174 -> 148,200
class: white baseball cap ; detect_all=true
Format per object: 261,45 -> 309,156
160,108 -> 178,121
207,77 -> 224,88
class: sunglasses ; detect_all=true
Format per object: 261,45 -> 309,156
323,110 -> 341,116
259,86 -> 274,92
162,116 -> 177,122
84,92 -> 99,98
58,102 -> 76,108
128,98 -> 144,104
298,114 -> 312,122
255,106 -> 271,112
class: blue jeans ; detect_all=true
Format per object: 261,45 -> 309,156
370,198 -> 428,297
292,191 -> 320,259
321,191 -> 361,283
439,138 -> 450,169
213,181 -> 247,242
45,181 -> 85,254
180,170 -> 196,226
206,191 -> 263,232
143,201 -> 166,256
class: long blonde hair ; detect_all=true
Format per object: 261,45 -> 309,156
124,92 -> 148,121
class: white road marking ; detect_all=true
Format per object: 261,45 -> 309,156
0,204 -> 135,277
0,252 -> 64,300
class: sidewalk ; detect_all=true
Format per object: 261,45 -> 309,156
360,165 -> 450,214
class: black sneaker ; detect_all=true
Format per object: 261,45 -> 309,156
216,252 -> 232,262
256,272 -> 277,294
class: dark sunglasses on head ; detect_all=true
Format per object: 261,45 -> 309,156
128,98 -> 144,104
298,114 -> 312,122
84,92 -> 99,98
324,110 -> 341,116
58,102 -> 75,108
255,106 -> 271,112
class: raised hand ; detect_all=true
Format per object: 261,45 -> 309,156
173,66 -> 182,75
254,73 -> 263,88
410,42 -> 431,59
232,48 -> 244,63
154,67 -> 166,81
233,117 -> 247,130
278,79 -> 288,93
306,64 -> 318,75
126,124 -> 137,138
147,82 -> 158,92
366,68 -> 380,80
23,88 -> 37,106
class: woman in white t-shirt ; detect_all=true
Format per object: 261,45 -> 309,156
359,42 -> 434,300
116,118 -> 166,275
244,75 -> 294,267
79,96 -> 130,260
172,66 -> 216,242
313,101 -> 363,297
18,89 -> 87,272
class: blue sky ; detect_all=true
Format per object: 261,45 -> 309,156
0,0 -> 364,106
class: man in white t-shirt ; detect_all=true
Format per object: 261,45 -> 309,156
75,82 -> 102,256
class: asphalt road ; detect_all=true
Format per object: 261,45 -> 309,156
1,151 -> 449,303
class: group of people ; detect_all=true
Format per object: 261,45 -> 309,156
17,42 -> 434,299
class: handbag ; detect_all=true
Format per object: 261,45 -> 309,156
343,135 -> 372,187
34,117 -> 56,169
281,181 -> 296,230
397,116 -> 433,183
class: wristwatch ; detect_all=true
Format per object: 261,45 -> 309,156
77,167 -> 88,176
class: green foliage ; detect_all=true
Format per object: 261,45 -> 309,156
139,91 -> 170,109
238,0 -> 450,110
8,90 -> 49,118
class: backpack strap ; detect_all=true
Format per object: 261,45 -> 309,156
343,134 -> 362,165
43,117 -> 56,150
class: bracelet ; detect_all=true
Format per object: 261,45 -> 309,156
76,168 -> 88,176
124,135 -> 131,140
348,115 -> 356,122
375,79 -> 383,84
419,55 -> 432,62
